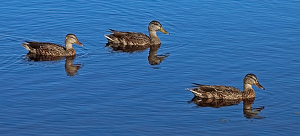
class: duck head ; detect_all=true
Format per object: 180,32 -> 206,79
244,73 -> 265,90
65,34 -> 83,46
148,21 -> 169,34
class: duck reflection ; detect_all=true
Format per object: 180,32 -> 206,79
105,42 -> 149,53
242,98 -> 265,119
64,56 -> 82,76
106,43 -> 168,65
148,44 -> 169,65
189,97 -> 265,119
25,53 -> 82,76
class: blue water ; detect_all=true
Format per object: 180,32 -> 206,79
1,0 -> 300,135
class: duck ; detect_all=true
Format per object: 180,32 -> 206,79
104,20 -> 169,47
21,34 -> 82,56
187,74 -> 265,99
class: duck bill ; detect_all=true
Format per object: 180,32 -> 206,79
254,82 -> 265,90
159,27 -> 169,34
76,41 -> 83,46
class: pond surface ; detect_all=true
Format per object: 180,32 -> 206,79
1,0 -> 300,135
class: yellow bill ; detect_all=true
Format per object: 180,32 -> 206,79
159,27 -> 169,34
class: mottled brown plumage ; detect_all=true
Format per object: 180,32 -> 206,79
21,34 -> 82,56
188,74 -> 264,99
104,21 -> 169,48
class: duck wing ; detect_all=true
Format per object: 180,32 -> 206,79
193,83 -> 240,92
25,41 -> 64,49
22,41 -> 66,55
189,83 -> 242,99
105,29 -> 150,46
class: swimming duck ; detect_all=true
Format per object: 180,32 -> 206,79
21,34 -> 82,56
188,74 -> 264,99
104,21 -> 169,47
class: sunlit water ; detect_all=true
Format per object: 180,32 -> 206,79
0,0 -> 300,135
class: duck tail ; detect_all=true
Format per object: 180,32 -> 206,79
21,42 -> 36,53
186,88 -> 203,97
104,35 -> 113,41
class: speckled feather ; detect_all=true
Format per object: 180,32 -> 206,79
189,84 -> 247,99
22,42 -> 76,56
106,30 -> 151,46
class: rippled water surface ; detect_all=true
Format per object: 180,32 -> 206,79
1,1 -> 300,135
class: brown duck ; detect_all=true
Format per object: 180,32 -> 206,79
188,74 -> 265,99
104,21 -> 169,46
21,34 -> 82,56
